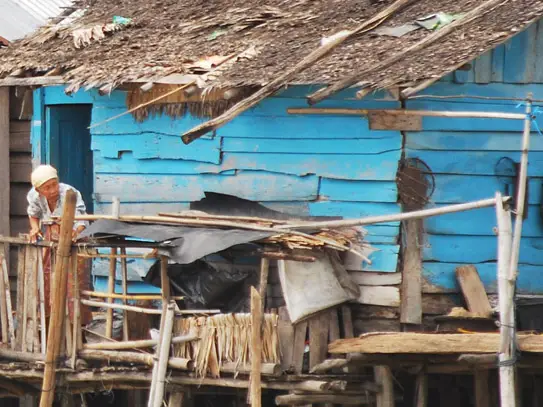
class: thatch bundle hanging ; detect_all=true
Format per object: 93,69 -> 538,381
174,313 -> 280,378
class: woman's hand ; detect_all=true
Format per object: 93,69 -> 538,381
72,225 -> 86,242
29,226 -> 43,243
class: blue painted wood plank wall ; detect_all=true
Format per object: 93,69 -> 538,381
66,85 -> 403,287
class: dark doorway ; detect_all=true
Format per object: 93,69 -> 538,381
46,104 -> 94,212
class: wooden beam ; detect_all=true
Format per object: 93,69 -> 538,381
179,0 -> 417,144
328,333 -> 543,354
0,77 -> 65,87
455,265 -> 492,317
400,219 -> 423,324
0,88 -> 9,238
287,107 -> 525,120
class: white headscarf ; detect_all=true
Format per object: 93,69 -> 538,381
31,165 -> 58,189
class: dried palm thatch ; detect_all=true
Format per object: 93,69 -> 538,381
174,313 -> 280,378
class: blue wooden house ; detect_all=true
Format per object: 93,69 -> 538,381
2,0 -> 543,332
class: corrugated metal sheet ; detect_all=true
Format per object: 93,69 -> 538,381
0,0 -> 72,41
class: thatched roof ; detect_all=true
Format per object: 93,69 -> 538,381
1,0 -> 543,94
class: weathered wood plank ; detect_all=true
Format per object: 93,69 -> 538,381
535,20 -> 543,83
9,121 -> 30,133
423,262 -> 543,294
92,133 -> 221,163
455,265 -> 492,316
9,155 -> 31,184
473,51 -> 492,84
329,332 -> 543,354
503,24 -> 537,83
400,219 -> 423,324
222,151 -> 401,181
308,313 -> 329,370
353,319 -> 401,335
348,272 -> 401,286
343,244 -> 400,273
491,44 -> 505,82
351,304 -> 399,319
474,370 -> 490,407
95,172 -> 319,202
406,149 -> 543,176
10,184 -> 29,216
309,201 -> 400,221
356,286 -> 400,307
341,305 -> 354,339
319,178 -> 397,202
406,131 -> 543,152
291,320 -> 308,374
0,89 -> 9,237
277,307 -> 294,372
222,137 -> 401,154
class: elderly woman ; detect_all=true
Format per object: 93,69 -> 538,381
27,165 -> 92,325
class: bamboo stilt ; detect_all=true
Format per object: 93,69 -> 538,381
71,249 -> 80,369
105,247 -> 117,339
39,189 -> 77,407
250,287 -> 262,407
151,301 -> 176,407
120,248 -> 129,342
80,299 -> 217,315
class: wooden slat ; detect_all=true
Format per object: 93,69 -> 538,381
0,89 -> 9,237
14,246 -> 25,351
9,155 -> 31,183
357,286 -> 400,307
277,307 -> 294,372
8,121 -> 29,133
349,272 -> 401,286
10,185 -> 30,216
9,133 -> 31,153
455,265 -> 492,317
291,320 -> 308,374
400,219 -> 423,324
308,313 -> 329,370
329,333 -> 543,354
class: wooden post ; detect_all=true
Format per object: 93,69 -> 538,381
151,301 -> 176,407
0,246 -> 8,344
39,189 -> 77,407
414,371 -> 427,407
475,371 -> 490,407
400,218 -> 423,324
374,366 -> 395,407
250,287 -> 262,407
15,246 -> 25,350
161,255 -> 171,300
168,392 -> 184,407
105,247 -> 117,339
120,247 -> 129,341
258,257 -> 269,314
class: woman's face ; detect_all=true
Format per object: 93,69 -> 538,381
37,178 -> 60,202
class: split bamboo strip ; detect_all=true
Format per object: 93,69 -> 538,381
81,291 -> 184,301
0,252 -> 14,346
105,247 -> 117,339
287,107 -> 526,120
39,190 -> 77,407
37,250 -> 46,354
277,197 -> 510,230
78,349 -> 193,370
71,249 -> 80,369
120,248 -> 129,342
80,299 -> 219,315
151,301 -> 175,407
250,287 -> 262,407
83,334 -> 198,350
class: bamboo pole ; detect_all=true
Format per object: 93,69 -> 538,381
287,107 -> 526,120
80,299 -> 219,315
77,253 -> 157,259
151,301 -> 175,407
37,250 -> 46,354
0,253 -> 14,347
120,248 -> 129,342
105,247 -> 117,339
258,258 -> 270,315
39,189 -> 77,407
250,287 -> 262,407
82,333 -> 198,350
496,193 -> 514,407
78,349 -> 193,370
71,249 -> 80,369
276,197 -> 510,230
81,291 -> 184,301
